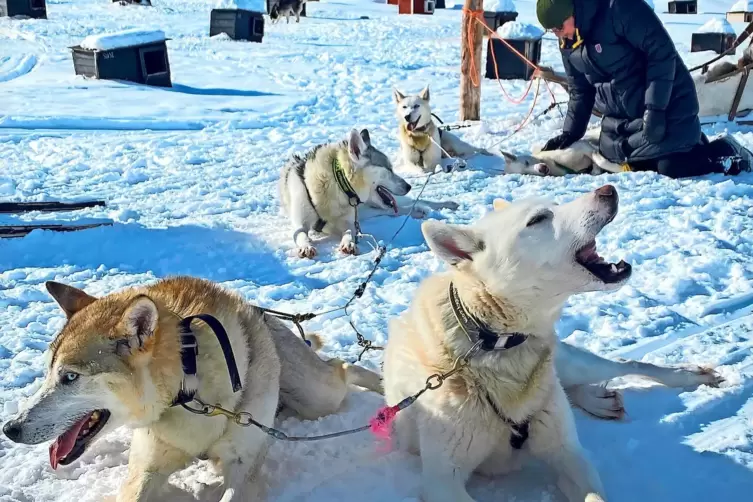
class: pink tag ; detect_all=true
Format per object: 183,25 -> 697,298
595,43 -> 602,53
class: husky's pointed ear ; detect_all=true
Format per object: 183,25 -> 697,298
45,281 -> 97,318
360,129 -> 371,146
493,199 -> 511,211
500,150 -> 517,164
393,87 -> 406,103
418,85 -> 430,101
422,221 -> 484,266
116,296 -> 159,357
348,128 -> 368,164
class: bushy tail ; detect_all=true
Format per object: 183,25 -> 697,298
306,333 -> 324,352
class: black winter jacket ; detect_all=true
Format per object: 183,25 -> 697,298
560,0 -> 701,163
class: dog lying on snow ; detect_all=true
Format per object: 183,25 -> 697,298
394,86 -> 493,174
2,277 -> 382,502
383,186 -> 721,502
279,128 -> 458,258
502,128 -> 625,177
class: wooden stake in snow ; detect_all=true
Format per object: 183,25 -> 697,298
460,0 -> 483,121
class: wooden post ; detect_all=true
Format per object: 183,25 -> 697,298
460,0 -> 483,121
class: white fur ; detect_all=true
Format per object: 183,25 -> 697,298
384,187 -> 721,502
393,85 -> 491,174
502,129 -> 624,177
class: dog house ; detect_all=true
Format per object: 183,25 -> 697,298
398,0 -> 434,14
727,0 -> 753,22
71,30 -> 172,87
211,0 -> 266,42
388,0 -> 398,5
692,18 -> 736,54
0,0 -> 47,19
482,0 -> 517,32
486,21 -> 542,80
668,0 -> 697,13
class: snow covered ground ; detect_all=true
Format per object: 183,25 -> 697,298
1,0 -> 753,500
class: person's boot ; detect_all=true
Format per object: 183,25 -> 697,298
718,135 -> 753,175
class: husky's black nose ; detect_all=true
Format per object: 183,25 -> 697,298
404,114 -> 412,122
595,184 -> 616,198
2,420 -> 21,442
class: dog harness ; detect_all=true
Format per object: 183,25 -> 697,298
448,283 -> 528,351
171,314 -> 243,407
310,157 -> 362,235
448,282 -> 531,449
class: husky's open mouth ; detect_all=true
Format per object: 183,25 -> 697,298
575,240 -> 631,284
50,409 -> 110,469
406,117 -> 421,132
376,185 -> 398,214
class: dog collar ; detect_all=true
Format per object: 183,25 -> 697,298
332,157 -> 361,207
448,282 -> 528,352
171,314 -> 243,407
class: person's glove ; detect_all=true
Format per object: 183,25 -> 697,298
541,133 -> 576,152
643,108 -> 666,144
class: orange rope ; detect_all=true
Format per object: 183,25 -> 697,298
462,8 -> 485,88
461,12 -> 563,138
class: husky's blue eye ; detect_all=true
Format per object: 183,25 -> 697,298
62,372 -> 79,384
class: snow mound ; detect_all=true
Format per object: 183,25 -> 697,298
215,0 -> 266,12
80,29 -> 166,50
497,21 -> 544,40
697,17 -> 736,34
730,0 -> 753,11
483,0 -> 516,13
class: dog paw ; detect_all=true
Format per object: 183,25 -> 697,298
297,246 -> 317,259
338,242 -> 358,255
682,366 -> 724,388
410,206 -> 429,219
569,385 -> 625,420
586,494 -> 606,502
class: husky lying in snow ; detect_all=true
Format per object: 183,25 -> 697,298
2,277 -> 382,502
279,128 -> 458,258
394,86 -> 492,174
502,128 -> 625,177
269,0 -> 306,24
383,186 -> 721,502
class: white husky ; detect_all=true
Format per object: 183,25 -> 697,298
383,186 -> 721,502
394,86 -> 491,174
279,128 -> 458,258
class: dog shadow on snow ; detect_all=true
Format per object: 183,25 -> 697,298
572,383 -> 753,502
0,222 -> 323,289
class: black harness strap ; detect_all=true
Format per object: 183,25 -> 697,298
485,392 -> 530,449
171,314 -> 243,407
448,283 -> 528,351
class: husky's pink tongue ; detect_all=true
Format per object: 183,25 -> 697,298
386,191 -> 398,214
49,413 -> 91,470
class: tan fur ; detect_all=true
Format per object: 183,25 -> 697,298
5,276 -> 382,502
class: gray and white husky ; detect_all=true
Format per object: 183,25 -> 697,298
279,128 -> 458,258
502,129 -> 625,177
269,0 -> 306,24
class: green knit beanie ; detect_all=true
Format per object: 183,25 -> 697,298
536,0 -> 574,30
